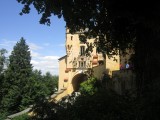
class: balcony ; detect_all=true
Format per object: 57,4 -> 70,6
72,60 -> 91,69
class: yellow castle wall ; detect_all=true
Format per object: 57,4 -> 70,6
58,29 -> 132,98
58,56 -> 67,91
105,54 -> 120,76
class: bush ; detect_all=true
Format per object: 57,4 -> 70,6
12,113 -> 31,120
79,77 -> 99,95
0,112 -> 7,120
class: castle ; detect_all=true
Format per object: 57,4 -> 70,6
54,29 -> 134,100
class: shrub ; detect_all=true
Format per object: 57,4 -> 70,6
12,113 -> 31,120
79,77 -> 98,95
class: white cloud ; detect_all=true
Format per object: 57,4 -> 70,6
0,43 -> 9,47
28,42 -> 59,75
0,39 -> 17,47
31,57 -> 59,75
31,60 -> 39,65
41,56 -> 59,60
0,39 -> 17,56
30,50 -> 40,57
28,42 -> 43,50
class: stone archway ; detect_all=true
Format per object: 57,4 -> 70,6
72,73 -> 88,92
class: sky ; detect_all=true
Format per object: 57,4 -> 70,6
0,0 -> 66,75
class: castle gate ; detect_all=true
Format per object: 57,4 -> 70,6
72,73 -> 88,92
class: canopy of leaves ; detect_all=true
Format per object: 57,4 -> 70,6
17,0 -> 160,53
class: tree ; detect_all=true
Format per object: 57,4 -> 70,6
0,39 -> 58,118
0,48 -> 8,74
28,69 -> 50,102
43,72 -> 58,94
0,49 -> 8,117
1,37 -> 33,113
30,85 -> 137,120
0,48 -> 8,92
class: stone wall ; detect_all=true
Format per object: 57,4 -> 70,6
112,70 -> 136,94
92,63 -> 106,80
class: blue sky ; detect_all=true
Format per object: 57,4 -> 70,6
0,0 -> 66,75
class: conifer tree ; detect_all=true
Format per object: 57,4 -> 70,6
1,37 -> 33,113
0,49 -> 7,103
0,49 -> 7,73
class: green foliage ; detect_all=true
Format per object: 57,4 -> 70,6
30,77 -> 136,120
29,78 -> 160,120
1,38 -> 33,113
0,39 -> 59,117
0,111 -> 8,120
0,49 -> 8,103
43,72 -> 58,95
12,113 -> 31,120
30,89 -> 138,120
30,97 -> 59,120
28,70 -> 50,103
0,48 -> 8,73
0,38 -> 57,115
61,90 -> 137,120
79,77 -> 98,95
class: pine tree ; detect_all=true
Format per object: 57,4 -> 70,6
0,49 -> 7,103
1,37 -> 33,113
0,49 -> 7,73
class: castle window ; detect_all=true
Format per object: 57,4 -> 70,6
80,41 -> 85,44
71,36 -> 73,40
79,61 -> 86,68
80,46 -> 85,56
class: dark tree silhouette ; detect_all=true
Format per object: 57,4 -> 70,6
16,1 -> 160,95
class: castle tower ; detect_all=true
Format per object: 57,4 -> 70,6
58,29 -> 120,95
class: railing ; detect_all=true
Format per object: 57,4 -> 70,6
72,54 -> 104,69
